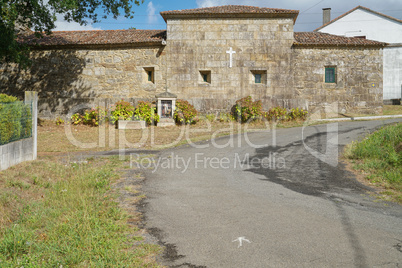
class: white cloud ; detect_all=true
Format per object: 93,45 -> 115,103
196,0 -> 225,8
41,0 -> 102,31
147,2 -> 158,24
54,14 -> 102,31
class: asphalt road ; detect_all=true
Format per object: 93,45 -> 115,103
140,119 -> 402,267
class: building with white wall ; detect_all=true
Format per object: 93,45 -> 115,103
315,6 -> 402,102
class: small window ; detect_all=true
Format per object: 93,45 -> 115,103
143,67 -> 155,83
325,67 -> 336,83
199,70 -> 211,84
255,74 -> 262,84
250,70 -> 267,85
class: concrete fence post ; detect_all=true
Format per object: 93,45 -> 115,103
24,91 -> 38,160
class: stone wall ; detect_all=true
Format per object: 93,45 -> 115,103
0,46 -> 167,118
292,47 -> 383,114
165,18 -> 304,112
0,19 -> 384,117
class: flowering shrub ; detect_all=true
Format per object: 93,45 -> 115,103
262,107 -> 308,122
233,96 -> 262,123
288,108 -> 308,121
264,107 -> 289,121
174,99 -> 198,125
70,107 -> 107,126
82,107 -> 107,126
110,100 -> 135,124
71,113 -> 82,125
134,101 -> 159,125
55,117 -> 65,126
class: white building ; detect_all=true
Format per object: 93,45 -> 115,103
315,6 -> 402,102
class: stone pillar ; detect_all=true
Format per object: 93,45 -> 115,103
24,91 -> 38,160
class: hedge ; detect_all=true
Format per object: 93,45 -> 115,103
0,98 -> 32,145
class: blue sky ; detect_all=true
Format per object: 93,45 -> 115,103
54,0 -> 402,32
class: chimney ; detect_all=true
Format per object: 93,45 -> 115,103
323,8 -> 331,25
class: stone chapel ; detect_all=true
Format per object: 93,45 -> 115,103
0,5 -> 385,118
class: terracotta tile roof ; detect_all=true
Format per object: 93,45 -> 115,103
294,32 -> 386,47
161,5 -> 299,15
161,5 -> 299,23
19,29 -> 166,47
314,6 -> 402,32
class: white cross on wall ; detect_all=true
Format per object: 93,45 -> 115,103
226,47 -> 236,68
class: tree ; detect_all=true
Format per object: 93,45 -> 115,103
0,0 -> 144,67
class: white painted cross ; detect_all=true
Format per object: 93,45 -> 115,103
226,47 -> 236,68
232,236 -> 251,248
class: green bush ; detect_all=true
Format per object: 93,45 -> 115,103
174,99 -> 198,125
0,94 -> 18,103
134,101 -> 159,125
0,94 -> 32,145
110,100 -> 135,124
71,113 -> 82,125
20,103 -> 32,138
55,117 -> 65,126
70,107 -> 107,127
261,107 -> 308,122
262,107 -> 288,121
82,107 -> 107,126
233,96 -> 262,123
288,108 -> 308,121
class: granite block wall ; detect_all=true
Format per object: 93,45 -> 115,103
292,47 -> 383,114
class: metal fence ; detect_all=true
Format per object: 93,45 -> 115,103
0,101 -> 33,145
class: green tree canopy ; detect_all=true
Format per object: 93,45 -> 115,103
0,0 -> 143,67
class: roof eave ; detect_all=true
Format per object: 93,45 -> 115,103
292,42 -> 386,48
161,12 -> 299,24
27,41 -> 164,50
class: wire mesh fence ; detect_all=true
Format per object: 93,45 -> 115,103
0,101 -> 33,145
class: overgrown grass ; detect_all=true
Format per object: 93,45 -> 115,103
339,105 -> 402,118
0,157 -> 161,267
344,123 -> 402,203
383,105 -> 402,116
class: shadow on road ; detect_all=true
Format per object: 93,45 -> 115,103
244,125 -> 369,267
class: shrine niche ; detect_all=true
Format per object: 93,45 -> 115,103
156,91 -> 177,127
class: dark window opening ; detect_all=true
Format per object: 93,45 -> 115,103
144,67 -> 155,83
325,67 -> 336,83
199,70 -> 211,84
255,74 -> 262,84
251,70 -> 267,84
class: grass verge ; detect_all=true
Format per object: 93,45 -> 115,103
339,105 -> 402,118
37,119 -> 309,154
383,105 -> 402,116
344,123 -> 402,203
0,156 -> 161,267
